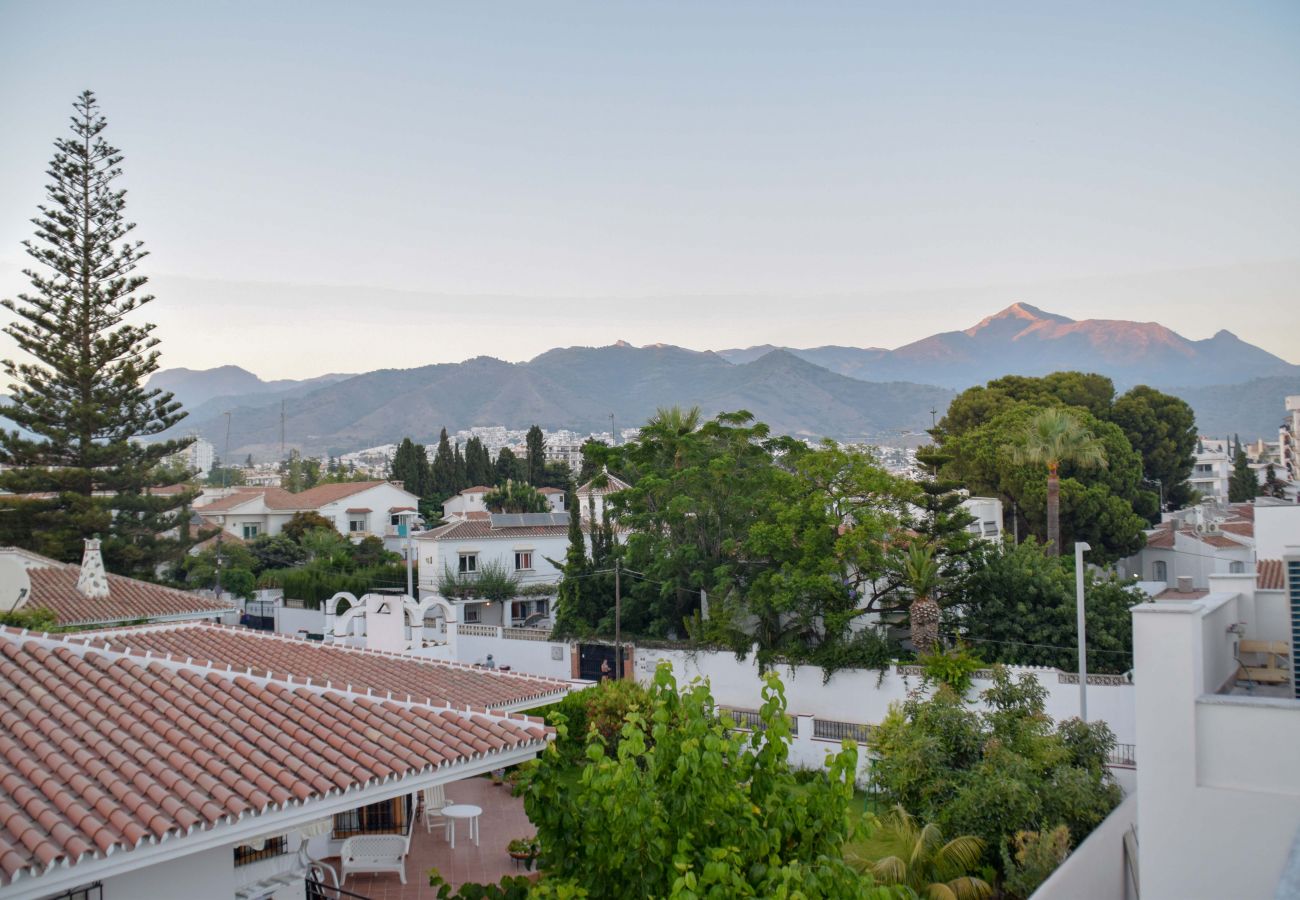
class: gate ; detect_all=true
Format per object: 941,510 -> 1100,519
578,643 -> 620,681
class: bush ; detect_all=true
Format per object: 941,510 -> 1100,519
258,563 -> 408,609
1001,826 -> 1071,899
919,643 -> 984,695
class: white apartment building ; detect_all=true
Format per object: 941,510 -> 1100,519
1281,394 -> 1300,484
441,485 -> 565,521
1189,438 -> 1232,501
166,435 -> 216,475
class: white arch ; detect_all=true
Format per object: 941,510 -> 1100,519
323,591 -> 361,643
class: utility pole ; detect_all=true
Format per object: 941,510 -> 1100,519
609,413 -> 616,446
280,399 -> 286,463
1075,541 -> 1091,722
614,557 -> 622,680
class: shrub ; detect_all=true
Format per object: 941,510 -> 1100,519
1001,826 -> 1071,899
919,643 -> 984,695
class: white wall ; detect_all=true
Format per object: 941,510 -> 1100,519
319,482 -> 420,538
101,845 -> 233,900
631,647 -> 1136,745
1255,506 -> 1300,559
416,531 -> 572,593
450,628 -> 572,679
1133,593 -> 1300,900
1028,795 -> 1137,900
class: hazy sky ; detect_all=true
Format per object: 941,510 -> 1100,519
1,1 -> 1298,379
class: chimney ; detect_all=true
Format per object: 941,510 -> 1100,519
1176,575 -> 1194,593
76,538 -> 110,598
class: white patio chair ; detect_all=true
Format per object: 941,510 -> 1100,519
422,784 -> 451,835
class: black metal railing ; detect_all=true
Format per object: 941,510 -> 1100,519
45,884 -> 102,900
1108,743 -> 1137,768
306,877 -> 373,900
812,718 -> 875,743
234,835 -> 288,866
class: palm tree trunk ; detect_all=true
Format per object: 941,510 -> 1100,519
1046,464 -> 1060,557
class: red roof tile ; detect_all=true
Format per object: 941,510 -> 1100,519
68,622 -> 569,710
1258,558 -> 1285,590
0,630 -> 551,887
196,482 -> 415,514
1218,521 -> 1254,538
1189,531 -> 1247,549
1145,525 -> 1175,549
9,554 -> 234,627
421,518 -> 579,541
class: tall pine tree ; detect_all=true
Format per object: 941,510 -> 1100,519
0,91 -> 193,574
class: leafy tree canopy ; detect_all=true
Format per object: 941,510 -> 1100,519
869,667 -> 1122,876
519,664 -> 905,898
950,540 -> 1142,674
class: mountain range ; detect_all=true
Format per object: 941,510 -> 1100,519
718,302 -> 1298,389
6,303 -> 1291,459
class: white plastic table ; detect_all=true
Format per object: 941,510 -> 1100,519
442,803 -> 482,848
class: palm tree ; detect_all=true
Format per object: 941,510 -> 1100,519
643,405 -> 702,470
902,543 -> 942,654
844,806 -> 991,900
1008,407 -> 1107,556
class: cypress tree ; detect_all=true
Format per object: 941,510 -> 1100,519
464,436 -> 494,486
430,427 -> 457,501
526,425 -> 546,486
391,437 -> 428,496
453,441 -> 467,492
495,446 -> 524,485
553,485 -> 592,637
0,91 -> 193,574
1228,441 -> 1257,503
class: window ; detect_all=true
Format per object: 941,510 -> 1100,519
242,523 -> 260,540
349,518 -> 367,532
391,514 -> 401,526
512,601 -> 527,621
459,553 -> 478,574
515,550 -> 533,571
534,599 -> 549,617
1152,561 -> 1167,582
234,835 -> 288,866
464,606 -> 481,623
333,797 -> 411,838
1229,561 -> 1245,574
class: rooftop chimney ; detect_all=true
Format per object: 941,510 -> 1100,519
1176,575 -> 1194,593
76,538 -> 110,599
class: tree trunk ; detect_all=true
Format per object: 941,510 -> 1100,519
1046,464 -> 1060,557
910,596 -> 940,654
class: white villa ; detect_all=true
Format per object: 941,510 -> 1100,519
440,485 -> 565,521
415,512 -> 582,628
195,481 -> 422,550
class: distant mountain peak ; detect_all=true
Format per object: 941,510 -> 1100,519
612,339 -> 634,348
964,302 -> 1073,337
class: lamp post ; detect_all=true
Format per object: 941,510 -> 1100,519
1074,541 -> 1090,721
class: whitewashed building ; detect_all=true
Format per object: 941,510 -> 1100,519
195,481 -> 421,549
415,513 -> 584,627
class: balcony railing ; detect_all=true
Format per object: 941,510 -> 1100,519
1108,743 -> 1137,768
813,718 -> 876,743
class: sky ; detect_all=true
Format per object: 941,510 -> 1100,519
1,1 -> 1298,379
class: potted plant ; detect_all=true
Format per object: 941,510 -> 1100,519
490,767 -> 505,785
507,837 -> 540,869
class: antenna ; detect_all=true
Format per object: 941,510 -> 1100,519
280,399 -> 286,462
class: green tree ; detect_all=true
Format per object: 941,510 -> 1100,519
483,480 -> 550,513
912,445 -> 978,573
553,486 -> 596,637
1007,408 -> 1108,556
206,463 -> 246,487
1110,385 -> 1198,512
247,533 -> 306,572
520,664 -> 901,898
281,510 -> 336,543
494,446 -> 525,485
1229,437 -> 1258,503
869,666 -> 1121,876
525,424 -> 546,486
390,437 -> 429,496
0,90 -> 194,575
1263,463 -> 1289,500
844,806 -> 992,900
430,428 -> 458,501
464,436 -> 494,486
952,540 -> 1142,674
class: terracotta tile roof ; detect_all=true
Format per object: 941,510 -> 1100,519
0,630 -> 551,888
1145,524 -> 1175,549
1232,503 -> 1256,521
187,532 -> 245,555
1218,521 -> 1254,538
7,553 -> 234,626
538,487 -> 565,494
1258,558 -> 1285,590
389,506 -> 417,512
196,482 -> 415,514
577,472 -> 632,494
68,622 -> 570,710
420,519 -> 575,541
1189,531 -> 1246,549
461,486 -> 492,494
345,507 -> 372,513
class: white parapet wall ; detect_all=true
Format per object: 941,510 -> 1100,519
632,646 -> 1137,746
1028,795 -> 1138,900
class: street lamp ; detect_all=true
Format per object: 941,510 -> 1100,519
1074,541 -> 1090,721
